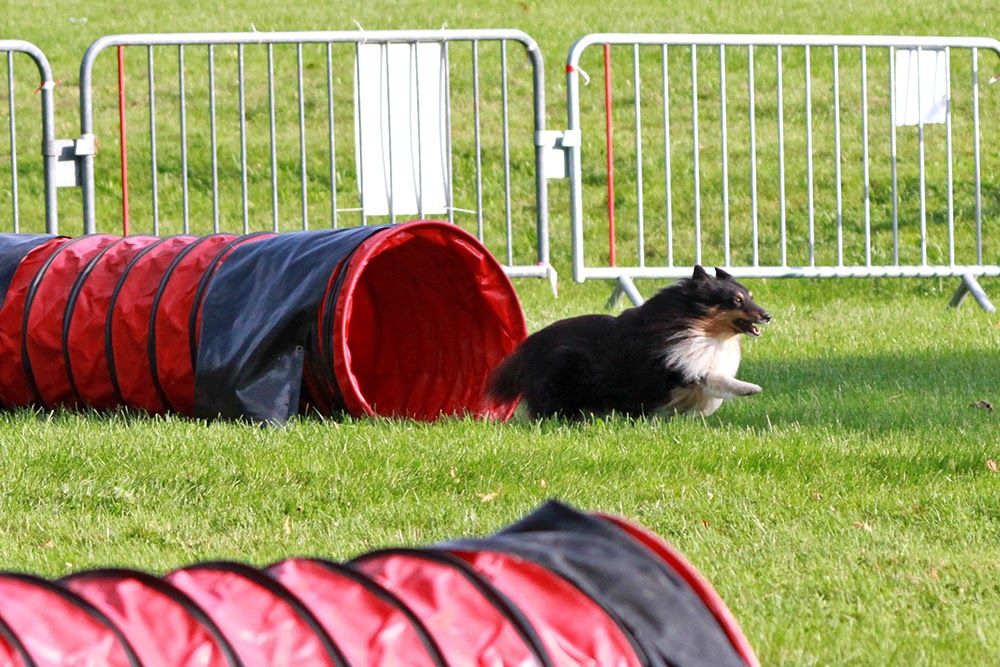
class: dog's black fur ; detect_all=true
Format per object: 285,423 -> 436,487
489,266 -> 771,419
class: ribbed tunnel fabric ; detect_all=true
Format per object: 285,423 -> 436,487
0,503 -> 758,667
0,222 -> 525,423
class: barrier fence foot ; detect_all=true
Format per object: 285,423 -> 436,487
949,273 -> 996,313
547,265 -> 559,297
606,275 -> 644,309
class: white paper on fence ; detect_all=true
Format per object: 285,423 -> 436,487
354,42 -> 450,216
894,48 -> 949,126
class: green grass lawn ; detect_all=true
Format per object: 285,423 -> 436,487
2,1 -> 1000,665
0,276 -> 997,665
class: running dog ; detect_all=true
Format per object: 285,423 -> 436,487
488,266 -> 771,419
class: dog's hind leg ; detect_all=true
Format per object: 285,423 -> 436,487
701,373 -> 762,399
517,347 -> 594,419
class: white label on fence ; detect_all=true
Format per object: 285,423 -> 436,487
894,48 -> 949,126
354,43 -> 450,216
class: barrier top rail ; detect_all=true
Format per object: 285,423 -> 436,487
79,29 -> 546,132
79,25 -> 546,123
1,40 -> 58,234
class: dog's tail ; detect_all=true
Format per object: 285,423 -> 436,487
487,348 -> 529,404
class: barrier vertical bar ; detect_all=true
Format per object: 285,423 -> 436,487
238,43 -> 249,234
691,44 -> 701,265
633,44 -> 645,267
748,44 -> 759,266
567,45 -> 585,282
297,43 -> 309,229
502,39 -> 513,265
444,42 -> 455,225
208,44 -> 219,233
805,45 -> 815,266
356,43 -> 367,226
267,44 -> 279,232
6,52 -> 18,233
40,59 -> 57,234
603,43 -> 616,266
414,43 -> 425,219
889,46 -> 899,264
917,46 -> 927,265
833,46 -> 843,266
719,45 -> 730,266
117,45 -> 130,235
972,47 -> 982,264
384,44 -> 396,225
147,46 -> 159,234
326,43 -> 337,228
528,36 -> 550,272
945,46 -> 954,265
662,45 -> 673,267
472,41 -> 484,240
118,46 -> 129,236
81,51 -> 96,233
861,46 -> 871,266
178,45 -> 189,234
777,45 -> 787,266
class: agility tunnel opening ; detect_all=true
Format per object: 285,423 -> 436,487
0,502 -> 759,667
323,222 -> 527,420
0,222 -> 526,423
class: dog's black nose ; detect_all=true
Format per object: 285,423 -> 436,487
761,311 -> 772,323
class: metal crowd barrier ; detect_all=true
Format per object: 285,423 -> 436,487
0,40 -> 59,234
74,29 -> 555,283
566,34 -> 999,310
4,32 -> 999,308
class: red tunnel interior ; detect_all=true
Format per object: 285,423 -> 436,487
323,222 -> 526,421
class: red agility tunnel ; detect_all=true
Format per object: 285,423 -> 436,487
445,548 -> 644,665
62,568 -> 239,667
0,235 -> 70,407
268,558 -> 446,666
0,572 -> 139,666
22,233 -> 121,409
165,562 -> 348,665
352,549 -> 549,666
0,502 -> 759,667
148,233 -> 240,415
195,221 -> 526,422
0,222 -> 526,422
64,235 -> 161,410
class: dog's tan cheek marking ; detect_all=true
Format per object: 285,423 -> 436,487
697,307 -> 742,338
697,307 -> 739,338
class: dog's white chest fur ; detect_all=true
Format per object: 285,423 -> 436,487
660,333 -> 743,416
663,333 -> 742,382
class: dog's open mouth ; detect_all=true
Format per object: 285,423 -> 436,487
735,318 -> 765,337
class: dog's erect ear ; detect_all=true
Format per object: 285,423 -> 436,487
692,265 -> 710,281
715,267 -> 734,281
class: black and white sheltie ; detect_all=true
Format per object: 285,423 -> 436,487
488,266 -> 772,419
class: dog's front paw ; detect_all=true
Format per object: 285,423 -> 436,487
736,381 -> 762,396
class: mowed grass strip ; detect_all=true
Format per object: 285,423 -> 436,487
0,278 -> 996,665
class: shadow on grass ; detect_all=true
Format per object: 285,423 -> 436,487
731,348 -> 999,433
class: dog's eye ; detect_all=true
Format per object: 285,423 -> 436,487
734,295 -> 743,306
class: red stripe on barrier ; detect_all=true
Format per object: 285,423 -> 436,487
603,44 -> 616,267
117,45 -> 130,236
